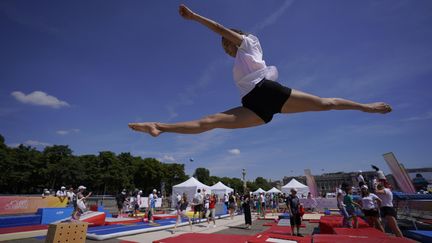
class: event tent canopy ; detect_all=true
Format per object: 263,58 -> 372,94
267,187 -> 282,194
281,178 -> 310,197
172,177 -> 210,203
252,188 -> 266,195
210,181 -> 234,196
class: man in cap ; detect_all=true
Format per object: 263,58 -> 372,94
148,189 -> 158,223
287,188 -> 303,237
56,186 -> 68,203
116,189 -> 127,217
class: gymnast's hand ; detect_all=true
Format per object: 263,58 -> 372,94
179,4 -> 195,20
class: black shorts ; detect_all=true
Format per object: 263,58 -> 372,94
194,204 -> 203,213
290,213 -> 302,226
363,209 -> 379,217
380,206 -> 397,218
242,79 -> 292,123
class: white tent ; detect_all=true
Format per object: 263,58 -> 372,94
210,181 -> 234,197
172,177 -> 210,204
267,187 -> 282,194
281,178 -> 310,197
252,188 -> 266,195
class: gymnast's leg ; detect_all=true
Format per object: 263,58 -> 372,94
281,89 -> 392,114
128,106 -> 265,137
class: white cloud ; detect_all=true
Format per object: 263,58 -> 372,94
24,140 -> 51,147
228,148 -> 241,155
11,91 -> 70,109
159,155 -> 176,163
56,129 -> 80,136
252,0 -> 295,32
402,111 -> 432,122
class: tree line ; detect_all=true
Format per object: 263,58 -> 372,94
0,134 -> 274,195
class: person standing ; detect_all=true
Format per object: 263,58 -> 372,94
375,184 -> 402,237
336,188 -> 349,227
287,189 -> 303,236
134,190 -> 143,216
344,186 -> 360,228
192,189 -> 204,224
66,187 -> 76,208
173,193 -> 192,233
260,192 -> 266,218
242,194 -> 252,229
116,189 -> 127,217
206,193 -> 217,227
148,189 -> 158,223
357,171 -> 366,188
56,186 -> 67,203
228,192 -> 236,220
359,185 -> 384,232
224,193 -> 229,212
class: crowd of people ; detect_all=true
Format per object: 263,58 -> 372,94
115,188 -> 159,222
336,180 -> 403,237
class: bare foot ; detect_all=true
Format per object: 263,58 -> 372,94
364,102 -> 392,114
128,122 -> 162,137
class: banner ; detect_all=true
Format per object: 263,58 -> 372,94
304,169 -> 319,197
0,196 -> 68,215
383,152 -> 416,193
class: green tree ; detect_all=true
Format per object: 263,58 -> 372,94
254,177 -> 271,190
193,167 -> 211,185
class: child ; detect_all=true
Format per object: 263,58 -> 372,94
129,4 -> 391,137
343,186 -> 360,228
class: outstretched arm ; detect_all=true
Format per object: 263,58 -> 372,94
179,4 -> 243,46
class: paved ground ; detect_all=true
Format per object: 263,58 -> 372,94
5,214 -> 318,243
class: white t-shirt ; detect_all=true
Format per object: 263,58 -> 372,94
56,190 -> 67,197
361,193 -> 379,210
194,193 -> 203,205
260,194 -> 265,203
233,34 -> 278,97
357,174 -> 365,183
137,194 -> 142,206
66,191 -> 75,201
377,188 -> 393,207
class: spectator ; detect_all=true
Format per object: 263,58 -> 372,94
336,188 -> 349,227
116,189 -> 127,217
224,193 -> 229,210
56,186 -> 67,203
42,188 -> 50,198
206,193 -> 216,227
242,194 -> 252,229
357,170 -> 366,187
192,189 -> 204,223
359,185 -> 384,232
375,184 -> 403,237
66,187 -> 76,207
134,190 -> 142,216
228,192 -> 236,220
260,192 -> 266,218
344,186 -> 360,228
287,188 -> 302,237
173,193 -> 192,233
148,189 -> 158,223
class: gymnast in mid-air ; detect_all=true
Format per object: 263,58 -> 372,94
129,4 -> 392,137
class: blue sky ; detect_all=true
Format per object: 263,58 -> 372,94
1,0 -> 431,181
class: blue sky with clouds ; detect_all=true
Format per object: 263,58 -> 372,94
1,0 -> 431,181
